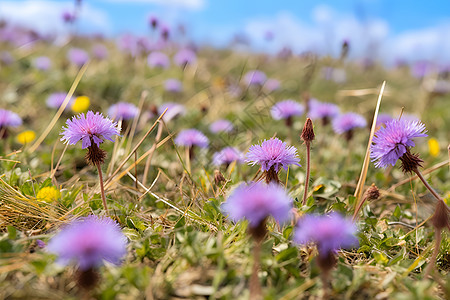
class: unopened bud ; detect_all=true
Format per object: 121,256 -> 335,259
301,118 -> 315,143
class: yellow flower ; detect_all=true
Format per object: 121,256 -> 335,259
36,186 -> 60,203
16,130 -> 36,144
71,96 -> 90,113
428,138 -> 440,157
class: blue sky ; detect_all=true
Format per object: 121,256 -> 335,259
1,0 -> 450,63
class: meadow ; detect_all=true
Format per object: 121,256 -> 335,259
0,23 -> 449,299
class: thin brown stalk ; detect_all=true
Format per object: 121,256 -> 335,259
302,141 -> 311,205
387,160 -> 448,192
413,168 -> 443,202
249,239 -> 262,300
95,162 -> 109,215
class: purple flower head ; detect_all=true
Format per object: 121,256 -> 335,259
209,119 -> 234,133
370,119 -> 427,168
33,56 -> 51,71
60,111 -> 121,149
67,48 -> 89,67
108,102 -> 139,121
243,70 -> 267,86
174,48 -> 197,67
213,147 -> 244,166
149,16 -> 158,29
411,61 -> 432,79
62,11 -> 76,23
92,44 -> 108,60
308,100 -> 340,120
0,109 -> 22,128
47,215 -> 127,270
332,112 -> 367,134
270,100 -> 304,120
246,138 -> 300,172
175,129 -> 209,148
164,79 -> 182,93
158,102 -> 186,121
263,79 -> 281,92
294,213 -> 358,256
222,181 -> 292,227
375,113 -> 393,128
160,25 -> 170,40
36,239 -> 46,248
46,92 -> 74,110
147,51 -> 170,69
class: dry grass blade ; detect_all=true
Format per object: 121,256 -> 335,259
353,81 -> 386,209
28,63 -> 89,153
104,131 -> 173,191
105,108 -> 168,186
0,178 -> 67,231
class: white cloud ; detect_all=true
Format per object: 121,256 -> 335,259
103,0 -> 206,11
0,1 -> 111,35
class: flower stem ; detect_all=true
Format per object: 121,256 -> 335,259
413,168 -> 443,202
424,229 -> 441,278
95,162 -> 109,215
302,141 -> 311,205
249,239 -> 262,300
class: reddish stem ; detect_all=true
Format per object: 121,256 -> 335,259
302,141 -> 311,205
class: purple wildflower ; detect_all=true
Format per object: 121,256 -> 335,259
62,11 -> 76,24
173,48 -> 197,67
149,16 -> 158,29
147,51 -> 170,69
270,100 -> 304,121
160,25 -> 170,41
117,34 -> 138,57
108,102 -> 139,121
60,111 -> 120,149
294,213 -> 358,256
0,109 -> 22,128
36,239 -> 46,248
158,102 -> 186,122
175,129 -> 209,148
246,138 -> 300,172
308,100 -> 340,121
164,79 -> 182,93
222,181 -> 292,227
47,215 -> 127,270
209,119 -> 234,133
332,113 -> 367,135
370,119 -> 427,168
33,56 -> 51,71
243,70 -> 267,86
213,147 -> 244,166
46,92 -> 74,110
67,48 -> 89,67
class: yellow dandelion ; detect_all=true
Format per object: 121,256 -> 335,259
428,138 -> 440,157
16,130 -> 36,144
71,96 -> 90,113
36,186 -> 60,203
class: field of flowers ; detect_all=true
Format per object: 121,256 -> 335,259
0,21 -> 449,299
